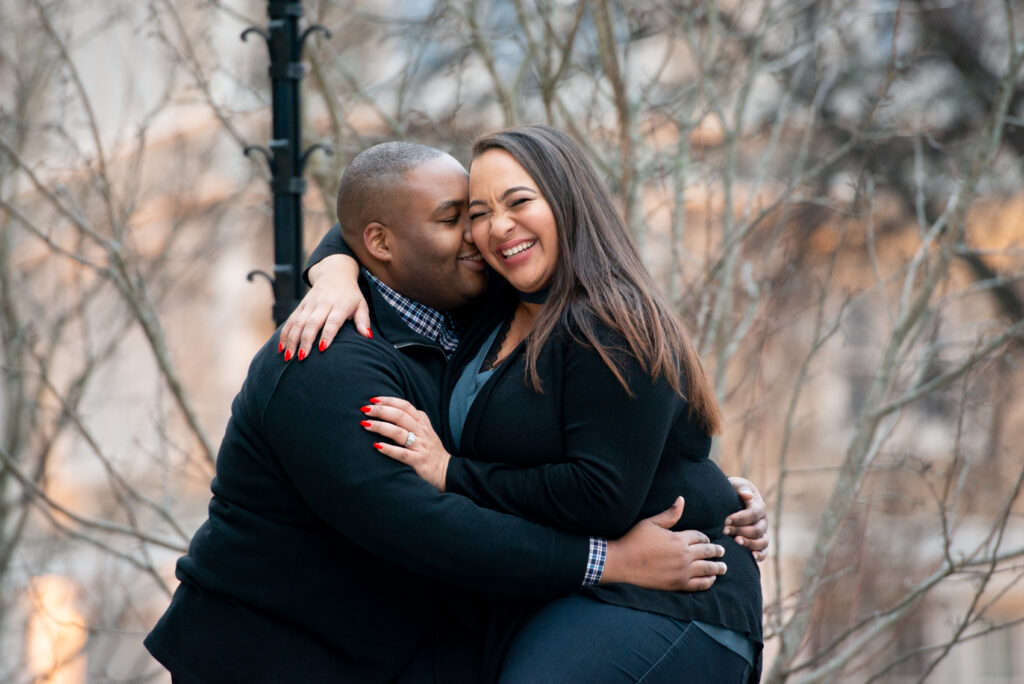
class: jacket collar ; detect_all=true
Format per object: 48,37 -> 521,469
360,272 -> 447,352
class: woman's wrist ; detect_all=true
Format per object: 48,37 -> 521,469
308,253 -> 359,286
438,453 -> 450,493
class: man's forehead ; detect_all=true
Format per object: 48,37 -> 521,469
402,161 -> 469,212
401,184 -> 468,212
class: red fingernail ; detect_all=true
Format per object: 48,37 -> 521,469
373,442 -> 383,449
319,340 -> 327,352
366,328 -> 373,339
283,350 -> 292,361
360,406 -> 372,414
277,341 -> 284,353
369,397 -> 381,404
298,349 -> 306,361
360,420 -> 371,428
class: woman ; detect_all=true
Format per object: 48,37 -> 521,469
299,126 -> 762,682
367,127 -> 761,682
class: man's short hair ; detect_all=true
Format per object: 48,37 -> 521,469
336,142 -> 448,241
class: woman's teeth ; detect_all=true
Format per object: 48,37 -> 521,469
501,241 -> 536,258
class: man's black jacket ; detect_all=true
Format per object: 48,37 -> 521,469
144,276 -> 588,683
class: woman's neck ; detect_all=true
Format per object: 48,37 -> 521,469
486,300 -> 540,370
516,283 -> 550,305
517,299 -> 543,323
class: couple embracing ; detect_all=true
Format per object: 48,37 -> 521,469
146,125 -> 764,683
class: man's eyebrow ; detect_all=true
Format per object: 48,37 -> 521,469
433,199 -> 465,214
468,186 -> 536,208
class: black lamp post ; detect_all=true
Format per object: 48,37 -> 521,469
242,1 -> 332,326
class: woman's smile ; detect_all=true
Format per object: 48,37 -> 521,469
497,238 -> 537,262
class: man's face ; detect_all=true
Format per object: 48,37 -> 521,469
385,154 -> 488,311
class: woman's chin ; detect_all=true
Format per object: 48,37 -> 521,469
490,262 -> 550,293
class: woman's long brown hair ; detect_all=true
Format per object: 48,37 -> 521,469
472,125 -> 722,435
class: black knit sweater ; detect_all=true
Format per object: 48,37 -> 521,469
443,286 -> 763,645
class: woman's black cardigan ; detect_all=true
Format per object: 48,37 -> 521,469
441,285 -> 763,646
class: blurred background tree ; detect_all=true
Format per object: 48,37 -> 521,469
1,1 -> 1022,681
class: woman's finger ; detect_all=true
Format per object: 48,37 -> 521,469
360,419 -> 410,446
413,407 -> 431,425
369,396 -> 422,416
361,404 -> 420,433
308,295 -> 369,355
278,314 -> 296,354
297,304 -> 331,361
372,441 -> 415,465
353,299 -> 372,342
281,301 -> 313,360
318,307 -> 349,352
368,397 -> 434,431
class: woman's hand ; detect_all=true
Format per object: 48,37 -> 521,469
279,254 -> 371,361
603,497 -> 727,592
360,397 -> 451,491
723,477 -> 769,562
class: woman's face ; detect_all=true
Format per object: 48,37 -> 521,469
468,149 -> 559,294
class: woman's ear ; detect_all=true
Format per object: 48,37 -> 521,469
363,222 -> 392,262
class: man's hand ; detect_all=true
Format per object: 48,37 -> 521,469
725,477 -> 769,562
603,497 -> 727,592
279,254 -> 371,361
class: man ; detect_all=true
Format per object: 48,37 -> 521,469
146,143 -> 766,683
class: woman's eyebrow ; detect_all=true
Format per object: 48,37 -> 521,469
468,186 -> 536,208
500,186 -> 535,200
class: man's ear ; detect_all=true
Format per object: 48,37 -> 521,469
363,222 -> 392,262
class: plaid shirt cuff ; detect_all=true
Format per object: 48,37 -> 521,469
582,537 -> 607,586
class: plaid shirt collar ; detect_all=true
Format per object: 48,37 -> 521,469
364,269 -> 461,356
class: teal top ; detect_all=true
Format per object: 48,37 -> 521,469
448,325 -> 500,450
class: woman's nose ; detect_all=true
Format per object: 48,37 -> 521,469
491,210 -> 515,237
